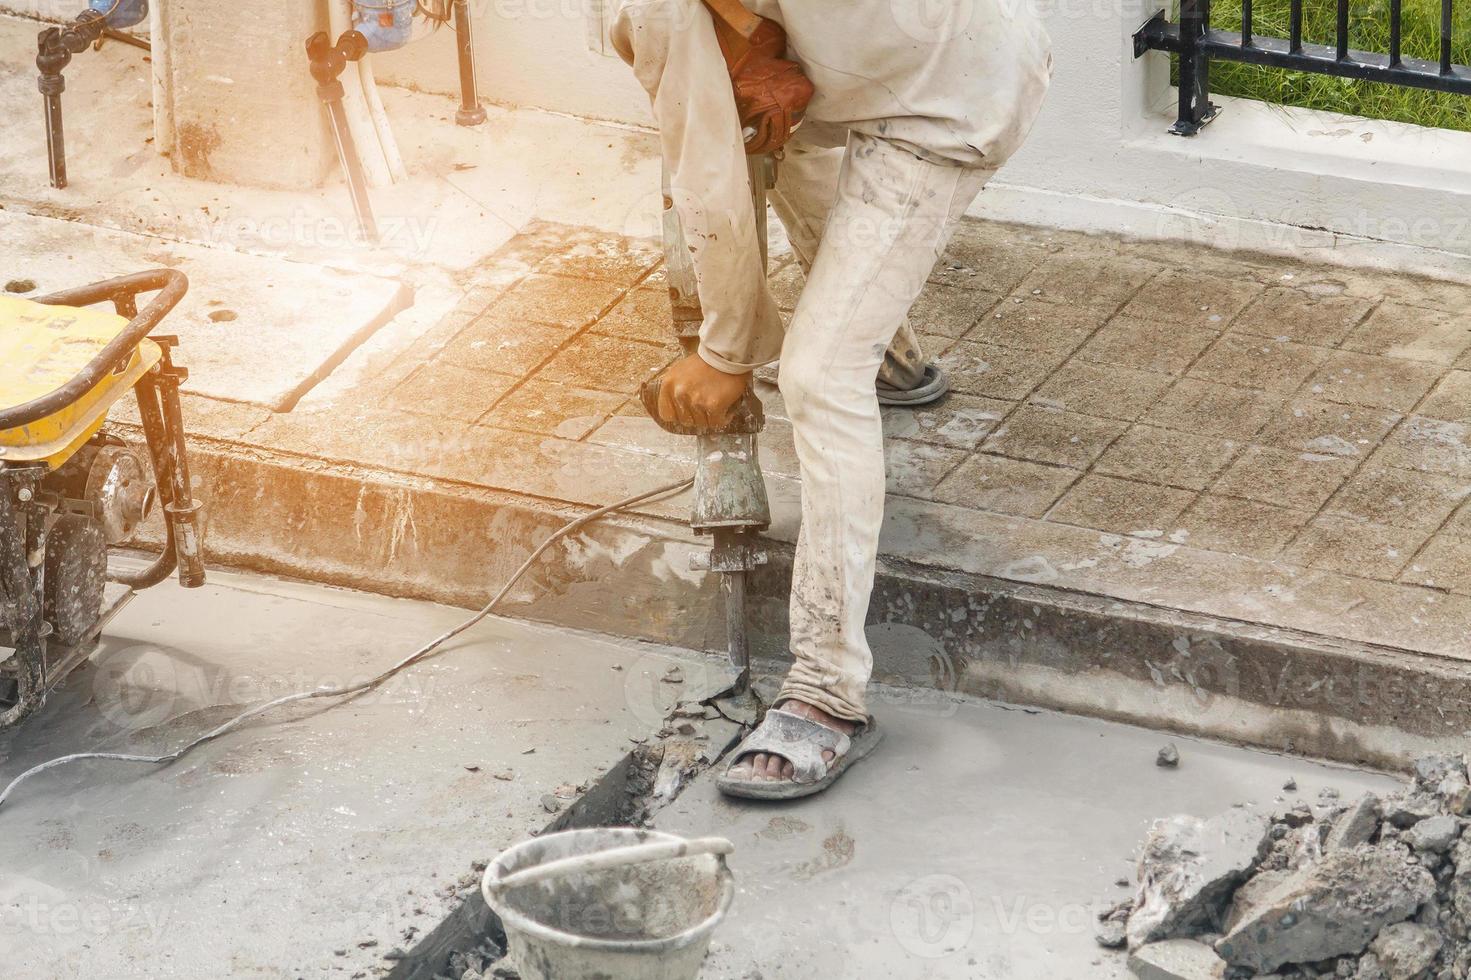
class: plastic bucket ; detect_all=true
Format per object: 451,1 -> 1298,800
482,828 -> 735,980
89,0 -> 149,29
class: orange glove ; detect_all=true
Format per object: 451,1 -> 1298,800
711,16 -> 814,155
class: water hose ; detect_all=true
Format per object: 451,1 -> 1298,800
0,477 -> 695,810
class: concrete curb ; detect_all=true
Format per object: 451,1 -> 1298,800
137,436 -> 1471,774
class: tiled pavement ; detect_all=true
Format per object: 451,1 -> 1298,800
129,219 -> 1471,659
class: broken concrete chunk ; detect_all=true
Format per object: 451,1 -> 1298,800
1404,814 -> 1459,855
1383,794 -> 1440,829
1127,809 -> 1272,949
1157,743 -> 1180,768
1096,918 -> 1127,949
1326,793 -> 1383,852
1222,868 -> 1294,933
1413,755 -> 1466,793
1352,952 -> 1390,980
1367,921 -> 1443,980
1127,939 -> 1227,980
1435,771 -> 1471,816
1215,844 -> 1436,973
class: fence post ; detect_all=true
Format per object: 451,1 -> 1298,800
1172,0 -> 1219,134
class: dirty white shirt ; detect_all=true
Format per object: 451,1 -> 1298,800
748,0 -> 1054,168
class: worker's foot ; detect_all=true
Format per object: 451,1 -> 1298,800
726,699 -> 855,782
716,700 -> 882,800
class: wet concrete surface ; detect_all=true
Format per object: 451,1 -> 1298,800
0,568 -> 708,979
658,693 -> 1401,980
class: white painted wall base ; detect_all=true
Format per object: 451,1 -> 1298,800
372,0 -> 1471,279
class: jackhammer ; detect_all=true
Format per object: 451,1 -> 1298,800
640,155 -> 778,698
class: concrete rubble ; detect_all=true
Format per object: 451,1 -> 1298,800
1102,754 -> 1471,980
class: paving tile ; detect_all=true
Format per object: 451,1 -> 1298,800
1014,252 -> 1163,310
590,285 -> 680,346
1372,416 -> 1471,476
386,361 -> 518,422
966,297 -> 1105,354
1047,474 -> 1196,534
1325,466 -> 1471,531
1075,315 -> 1218,375
937,340 -> 1065,400
486,273 -> 626,330
1419,371 -> 1471,424
907,281 -> 999,338
1255,397 -> 1402,459
885,440 -> 967,498
534,236 -> 662,285
1179,496 -> 1312,559
931,231 -> 1047,293
1187,334 -> 1329,392
479,381 -> 626,439
1029,361 -> 1176,421
1446,503 -> 1471,541
440,318 -> 575,376
930,454 -> 1078,517
1119,270 -> 1263,327
1212,445 -> 1357,511
1305,351 -> 1442,412
979,405 -> 1126,469
1341,302 -> 1471,365
535,335 -> 674,393
1141,379 -> 1282,440
1401,536 -> 1471,595
1283,515 -> 1426,580
1231,287 -> 1374,346
1094,425 -> 1238,491
881,394 -> 1013,450
251,408 -> 507,487
768,261 -> 804,311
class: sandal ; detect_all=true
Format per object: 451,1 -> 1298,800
716,708 -> 883,801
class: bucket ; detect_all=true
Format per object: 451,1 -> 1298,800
481,828 -> 735,980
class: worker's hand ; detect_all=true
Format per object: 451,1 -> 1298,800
656,353 -> 752,431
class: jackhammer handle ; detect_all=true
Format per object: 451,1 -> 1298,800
483,837 -> 735,896
639,373 -> 765,436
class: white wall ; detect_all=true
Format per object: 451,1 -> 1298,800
373,0 -> 1471,279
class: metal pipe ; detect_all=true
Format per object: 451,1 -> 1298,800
1442,0 -> 1454,74
1289,0 -> 1303,53
307,31 -> 381,243
1242,0 -> 1253,46
1391,0 -> 1404,65
453,0 -> 487,126
1337,0 -> 1350,60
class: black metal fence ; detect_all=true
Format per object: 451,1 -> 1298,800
1134,0 -> 1471,134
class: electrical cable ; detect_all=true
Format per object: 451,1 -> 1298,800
0,476 -> 695,810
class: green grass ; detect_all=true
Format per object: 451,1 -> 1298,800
1172,0 -> 1471,131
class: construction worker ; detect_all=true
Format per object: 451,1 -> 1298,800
613,0 -> 1052,799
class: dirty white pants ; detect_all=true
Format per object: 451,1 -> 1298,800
613,0 -> 991,722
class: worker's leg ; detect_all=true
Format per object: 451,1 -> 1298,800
610,0 -> 784,371
733,135 -> 992,784
769,140 -> 931,390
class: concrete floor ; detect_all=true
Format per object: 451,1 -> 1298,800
0,569 -> 704,979
659,696 -> 1401,980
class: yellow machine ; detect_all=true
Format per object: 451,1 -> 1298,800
0,270 -> 205,728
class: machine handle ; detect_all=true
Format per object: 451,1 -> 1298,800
1,269 -> 188,431
483,836 -> 735,896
